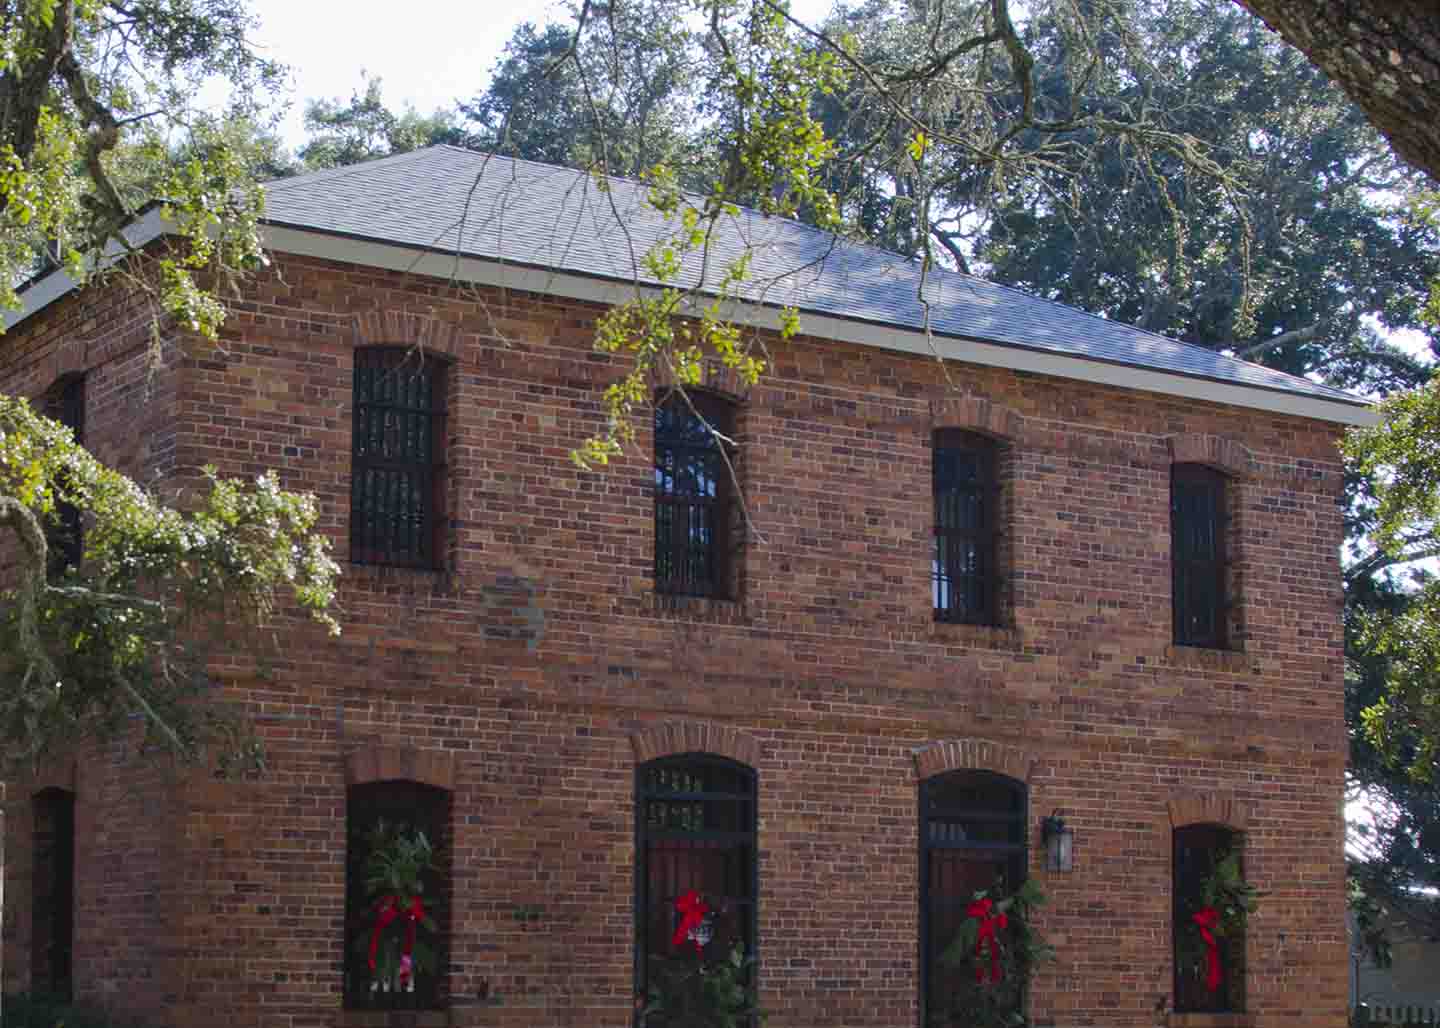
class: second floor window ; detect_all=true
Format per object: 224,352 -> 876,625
654,393 -> 734,598
1171,465 -> 1228,647
351,348 -> 447,568
44,374 -> 85,577
933,430 -> 998,625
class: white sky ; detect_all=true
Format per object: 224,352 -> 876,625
244,0 -> 832,150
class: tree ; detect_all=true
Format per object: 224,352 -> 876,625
1235,1 -> 1440,183
299,74 -> 466,171
0,0 -> 286,339
0,395 -> 338,773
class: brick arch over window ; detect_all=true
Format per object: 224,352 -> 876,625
345,744 -> 456,791
930,394 -> 1025,441
350,311 -> 464,360
630,721 -> 763,767
1167,433 -> 1252,480
1167,792 -> 1250,831
913,738 -> 1035,783
650,361 -> 753,404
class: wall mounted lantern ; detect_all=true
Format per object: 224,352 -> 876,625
1041,811 -> 1074,872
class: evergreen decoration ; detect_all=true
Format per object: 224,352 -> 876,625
350,820 -> 441,995
936,879 -> 1055,1027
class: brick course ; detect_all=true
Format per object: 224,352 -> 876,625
2,248 -> 1349,1028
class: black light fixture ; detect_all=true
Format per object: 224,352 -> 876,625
1041,811 -> 1074,872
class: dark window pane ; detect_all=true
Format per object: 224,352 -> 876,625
1173,826 -> 1244,1013
636,756 -> 757,1027
31,788 -> 75,1001
1172,466 -> 1227,647
654,394 -> 734,597
920,771 -> 1027,1027
344,781 -> 450,1010
933,431 -> 998,625
351,349 -> 447,568
43,376 -> 85,577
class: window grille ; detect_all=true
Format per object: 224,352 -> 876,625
344,780 -> 450,1010
933,431 -> 998,624
1171,465 -> 1227,647
31,788 -> 75,1001
1173,825 -> 1245,1013
654,394 -> 735,597
635,755 -> 757,1025
920,771 -> 1027,1026
351,348 -> 448,568
43,375 -> 84,576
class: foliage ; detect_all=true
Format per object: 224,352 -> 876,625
1173,849 -> 1259,1002
0,0 -> 285,340
350,819 -> 442,992
299,74 -> 466,171
0,396 -> 338,773
641,943 -> 762,1028
935,879 -> 1054,1028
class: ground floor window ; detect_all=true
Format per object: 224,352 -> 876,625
344,780 -> 450,1010
31,787 -> 75,1001
920,771 -> 1027,1027
635,754 -> 757,1026
1173,824 -> 1246,1013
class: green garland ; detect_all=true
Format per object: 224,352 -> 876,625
935,880 -> 1055,1028
350,820 -> 441,995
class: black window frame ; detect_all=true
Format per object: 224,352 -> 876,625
350,347 -> 449,569
1172,824 -> 1245,1014
43,374 -> 85,577
653,391 -> 736,599
919,770 -> 1027,1027
343,779 -> 451,1011
933,430 -> 1000,626
31,787 -> 76,1001
634,753 -> 758,1026
1171,464 -> 1229,648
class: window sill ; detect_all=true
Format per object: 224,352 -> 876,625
340,1009 -> 452,1028
648,591 -> 748,624
346,561 -> 456,594
1166,1013 -> 1253,1028
930,619 -> 1022,652
1164,644 -> 1255,674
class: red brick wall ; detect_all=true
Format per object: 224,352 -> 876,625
3,249 -> 1349,1028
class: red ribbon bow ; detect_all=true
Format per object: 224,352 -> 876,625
1193,906 -> 1222,993
966,897 -> 1010,984
368,894 -> 427,982
672,890 -> 711,954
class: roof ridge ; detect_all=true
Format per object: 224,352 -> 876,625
262,145 -> 439,190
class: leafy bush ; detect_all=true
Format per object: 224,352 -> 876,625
0,993 -> 155,1028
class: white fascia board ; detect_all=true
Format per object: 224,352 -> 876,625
2,206 -> 170,332
262,224 -> 1379,428
3,215 -> 1380,428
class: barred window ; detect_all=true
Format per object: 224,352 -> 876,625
43,374 -> 85,577
636,755 -> 757,1025
351,348 -> 448,567
1173,825 -> 1245,1013
933,431 -> 998,625
654,393 -> 735,597
31,787 -> 75,1001
920,771 -> 1027,1026
1172,465 -> 1228,647
344,780 -> 450,1010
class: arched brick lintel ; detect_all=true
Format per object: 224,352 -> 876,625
1168,792 -> 1249,831
913,738 -> 1035,783
28,760 -> 77,796
1168,433 -> 1252,479
650,362 -> 752,404
351,312 -> 465,360
345,745 -> 456,792
930,394 -> 1024,441
630,721 -> 762,768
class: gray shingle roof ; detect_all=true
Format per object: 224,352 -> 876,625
263,146 -> 1365,408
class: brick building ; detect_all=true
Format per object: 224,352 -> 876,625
1,148 -> 1371,1028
